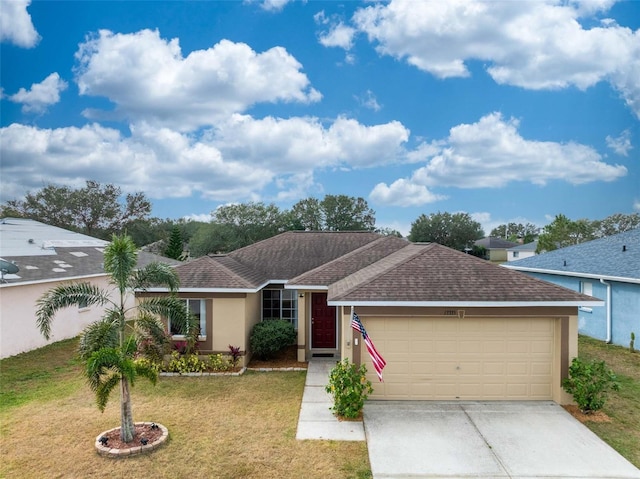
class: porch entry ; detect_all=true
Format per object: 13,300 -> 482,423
311,292 -> 336,349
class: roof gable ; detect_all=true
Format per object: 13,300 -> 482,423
505,229 -> 640,282
287,235 -> 409,287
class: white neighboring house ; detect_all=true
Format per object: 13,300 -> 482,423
507,241 -> 538,262
0,218 -> 178,359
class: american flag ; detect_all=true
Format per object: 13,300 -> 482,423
351,312 -> 386,382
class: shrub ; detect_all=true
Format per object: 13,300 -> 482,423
134,356 -> 161,374
228,345 -> 242,367
166,351 -> 206,374
631,332 -> 636,353
562,357 -> 620,413
249,319 -> 296,360
208,353 -> 232,372
325,359 -> 373,419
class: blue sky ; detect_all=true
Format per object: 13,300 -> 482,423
1,0 -> 639,236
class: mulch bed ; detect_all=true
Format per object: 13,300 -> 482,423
562,405 -> 612,423
247,344 -> 308,369
100,423 -> 164,450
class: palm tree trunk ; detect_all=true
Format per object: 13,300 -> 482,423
120,377 -> 135,442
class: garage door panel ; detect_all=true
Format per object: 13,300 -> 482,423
363,317 -> 555,401
460,340 -> 482,353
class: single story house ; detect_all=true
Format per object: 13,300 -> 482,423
507,240 -> 538,262
141,231 -> 601,404
474,236 -> 519,262
503,228 -> 640,348
0,218 -> 177,358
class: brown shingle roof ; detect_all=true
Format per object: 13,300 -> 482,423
174,255 -> 266,290
288,235 -> 409,287
227,231 -> 382,280
328,243 -> 599,304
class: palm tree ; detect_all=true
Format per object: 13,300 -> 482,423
36,234 -> 190,443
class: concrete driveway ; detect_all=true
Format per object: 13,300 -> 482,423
364,401 -> 640,479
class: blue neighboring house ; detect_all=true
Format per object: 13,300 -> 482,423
503,228 -> 640,347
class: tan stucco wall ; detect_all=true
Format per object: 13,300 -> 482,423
297,292 -> 307,362
243,292 -> 261,365
0,276 -> 130,359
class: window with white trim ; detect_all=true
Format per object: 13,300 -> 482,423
262,289 -> 298,329
169,299 -> 207,338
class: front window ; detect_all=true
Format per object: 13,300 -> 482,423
262,289 -> 298,329
170,299 -> 207,338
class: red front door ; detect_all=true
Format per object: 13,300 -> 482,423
311,293 -> 336,349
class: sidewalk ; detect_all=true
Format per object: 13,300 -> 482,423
295,358 -> 366,441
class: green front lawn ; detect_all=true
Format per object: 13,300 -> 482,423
576,335 -> 640,468
0,339 -> 371,479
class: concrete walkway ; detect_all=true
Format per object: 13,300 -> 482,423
295,358 -> 366,441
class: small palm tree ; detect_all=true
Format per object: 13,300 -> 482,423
36,234 -> 190,443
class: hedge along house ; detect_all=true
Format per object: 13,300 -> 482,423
503,228 -> 640,348
141,231 -> 601,404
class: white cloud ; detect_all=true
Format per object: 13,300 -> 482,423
0,122 -> 272,203
1,113 -> 411,204
74,29 -> 321,130
606,129 -> 633,156
258,0 -> 295,12
9,73 -> 68,113
319,22 -> 356,49
415,112 -> 627,187
370,112 -> 627,207
370,179 -> 445,206
212,114 -> 410,171
0,0 -> 40,48
355,90 -> 381,111
634,199 -> 640,212
352,0 -> 640,117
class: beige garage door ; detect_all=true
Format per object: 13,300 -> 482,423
361,316 -> 555,400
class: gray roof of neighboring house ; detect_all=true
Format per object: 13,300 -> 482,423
0,218 -> 179,286
327,243 -> 597,305
507,241 -> 538,252
503,228 -> 640,282
474,237 -> 519,249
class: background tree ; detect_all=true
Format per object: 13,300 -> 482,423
537,214 -> 596,252
164,225 -> 184,260
593,213 -> 640,238
289,198 -> 323,231
212,202 -> 288,250
36,234 -> 190,442
408,211 -> 484,250
2,181 -> 151,239
188,222 -> 237,257
490,222 -> 539,243
375,227 -> 403,237
320,195 -> 376,231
